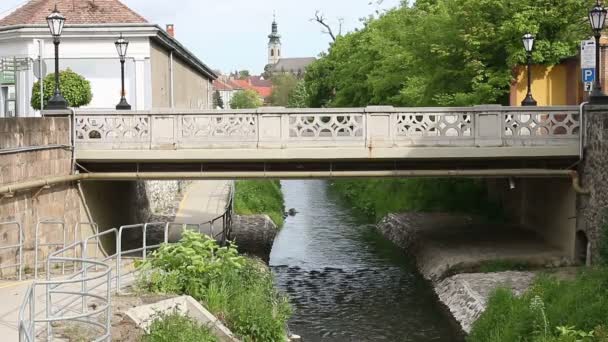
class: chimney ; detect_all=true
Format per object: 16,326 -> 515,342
166,24 -> 175,38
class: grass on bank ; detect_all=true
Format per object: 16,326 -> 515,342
142,312 -> 218,342
468,268 -> 608,342
235,180 -> 285,227
136,231 -> 292,342
331,178 -> 504,222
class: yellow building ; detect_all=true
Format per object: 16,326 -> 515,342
510,58 -> 583,106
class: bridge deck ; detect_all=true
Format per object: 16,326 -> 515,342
67,106 -> 580,171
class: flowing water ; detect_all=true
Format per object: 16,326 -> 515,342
270,180 -> 463,342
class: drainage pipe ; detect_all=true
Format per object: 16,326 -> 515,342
0,169 -> 590,195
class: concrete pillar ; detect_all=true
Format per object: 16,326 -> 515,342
577,104 -> 608,264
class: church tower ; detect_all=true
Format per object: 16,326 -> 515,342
268,16 -> 282,65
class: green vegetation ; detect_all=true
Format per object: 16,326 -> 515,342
212,90 -> 224,109
137,231 -> 291,342
599,217 -> 608,266
142,312 -> 217,342
476,260 -> 533,273
230,89 -> 263,109
468,268 -> 608,342
331,179 -> 503,222
235,180 -> 285,227
31,68 -> 92,109
305,0 -> 593,108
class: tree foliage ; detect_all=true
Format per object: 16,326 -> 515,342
230,89 -> 263,109
305,0 -> 594,108
31,68 -> 92,110
287,80 -> 309,108
269,73 -> 299,106
212,90 -> 224,109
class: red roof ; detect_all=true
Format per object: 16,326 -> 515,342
0,0 -> 148,27
230,79 -> 272,99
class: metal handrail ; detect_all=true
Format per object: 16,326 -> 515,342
0,221 -> 23,280
18,182 -> 236,341
35,219 -> 66,279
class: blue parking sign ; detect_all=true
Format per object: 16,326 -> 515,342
583,68 -> 595,83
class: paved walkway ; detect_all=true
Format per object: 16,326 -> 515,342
171,180 -> 233,239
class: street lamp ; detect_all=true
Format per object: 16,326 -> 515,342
589,0 -> 608,104
115,33 -> 131,110
521,33 -> 537,106
45,5 -> 67,110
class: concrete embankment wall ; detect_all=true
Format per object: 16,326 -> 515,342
0,117 -> 87,274
487,178 -> 577,260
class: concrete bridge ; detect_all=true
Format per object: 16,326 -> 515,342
66,105 -> 581,175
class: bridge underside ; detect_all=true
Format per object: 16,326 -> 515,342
77,155 -> 578,175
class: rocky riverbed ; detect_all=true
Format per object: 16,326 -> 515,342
377,212 -> 572,333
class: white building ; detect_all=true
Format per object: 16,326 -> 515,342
0,0 -> 217,117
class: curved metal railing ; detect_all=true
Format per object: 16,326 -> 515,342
18,181 -> 236,340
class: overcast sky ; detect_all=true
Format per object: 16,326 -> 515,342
0,0 -> 401,74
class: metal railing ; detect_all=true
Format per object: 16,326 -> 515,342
0,221 -> 23,280
19,238 -> 112,342
18,182 -> 235,341
34,220 -> 67,279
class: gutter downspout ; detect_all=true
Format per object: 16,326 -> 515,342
169,50 -> 174,108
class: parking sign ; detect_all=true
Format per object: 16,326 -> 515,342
583,68 -> 596,83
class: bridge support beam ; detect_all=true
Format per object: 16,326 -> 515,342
577,104 -> 608,264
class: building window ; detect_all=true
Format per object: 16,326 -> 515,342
271,50 -> 274,57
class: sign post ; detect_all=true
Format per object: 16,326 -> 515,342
582,39 -> 596,92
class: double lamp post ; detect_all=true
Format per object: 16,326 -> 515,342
523,0 -> 608,106
44,6 -> 131,111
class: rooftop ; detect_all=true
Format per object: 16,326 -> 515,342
0,0 -> 148,27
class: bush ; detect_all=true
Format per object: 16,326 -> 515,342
234,180 -> 285,227
331,178 -> 504,222
31,68 -> 92,109
142,311 -> 218,342
468,268 -> 608,342
230,89 -> 263,109
137,231 -> 291,342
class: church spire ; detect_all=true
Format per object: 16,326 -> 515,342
268,13 -> 282,65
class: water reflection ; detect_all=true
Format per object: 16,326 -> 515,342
270,180 -> 462,342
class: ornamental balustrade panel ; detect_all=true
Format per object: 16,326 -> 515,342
502,110 -> 580,146
180,114 -> 257,142
393,111 -> 475,146
288,113 -> 365,141
75,115 -> 150,143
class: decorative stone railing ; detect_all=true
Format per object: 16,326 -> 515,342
72,106 -> 580,150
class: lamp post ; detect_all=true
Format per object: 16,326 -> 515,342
115,33 -> 131,110
521,33 -> 537,106
45,5 -> 67,110
589,0 -> 608,104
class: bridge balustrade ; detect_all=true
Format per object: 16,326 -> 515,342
72,106 -> 579,151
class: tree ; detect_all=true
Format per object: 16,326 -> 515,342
238,70 -> 251,80
230,89 -> 263,109
305,0 -> 594,108
269,73 -> 298,106
31,68 -> 92,110
311,11 -> 344,42
287,80 -> 309,108
213,90 -> 224,109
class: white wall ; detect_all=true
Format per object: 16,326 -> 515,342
0,33 -> 152,116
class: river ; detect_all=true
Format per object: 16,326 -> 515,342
270,180 -> 463,342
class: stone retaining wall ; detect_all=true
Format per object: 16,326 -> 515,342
232,215 -> 277,263
578,104 -> 608,264
0,117 -> 86,276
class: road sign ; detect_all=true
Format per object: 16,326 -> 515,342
33,59 -> 47,79
583,68 -> 596,83
585,82 -> 593,92
581,39 -> 596,69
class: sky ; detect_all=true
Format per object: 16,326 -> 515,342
0,0 -> 402,74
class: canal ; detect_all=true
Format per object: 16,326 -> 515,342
270,180 -> 463,341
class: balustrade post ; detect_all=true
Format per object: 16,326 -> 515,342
365,106 -> 395,149
473,105 -> 503,147
258,107 -> 287,149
